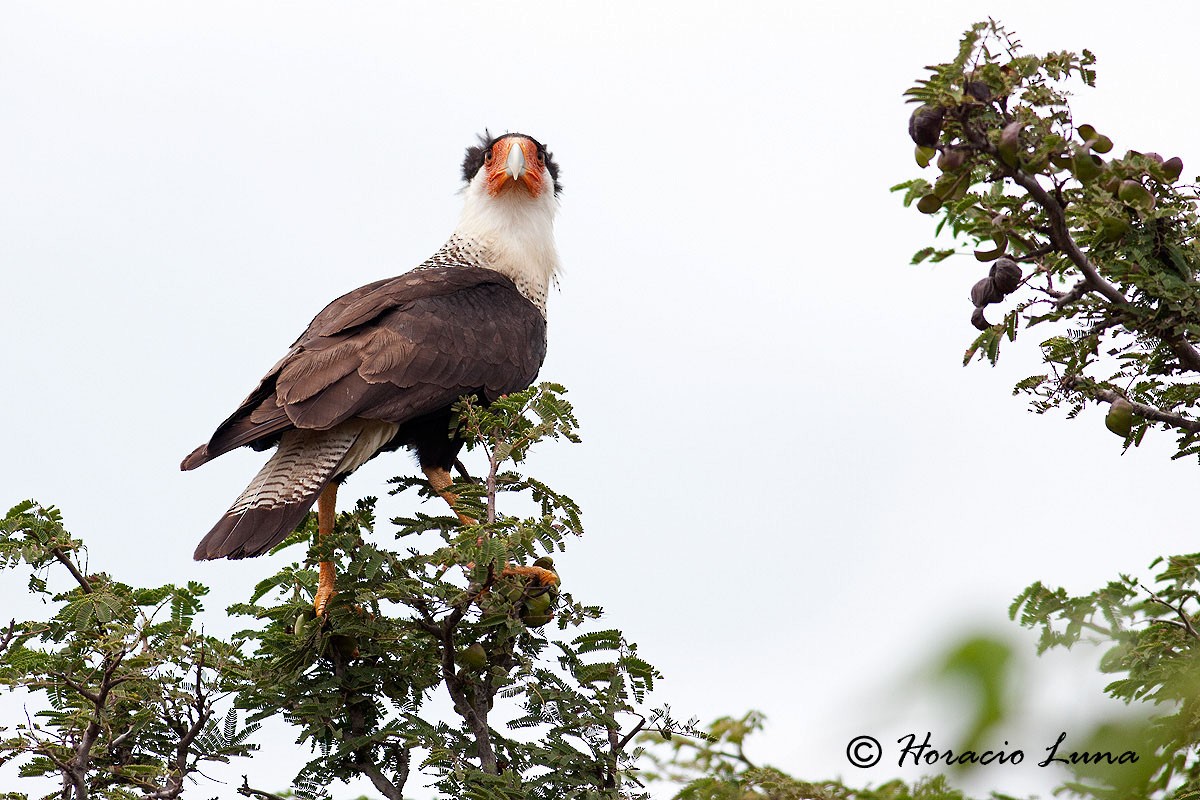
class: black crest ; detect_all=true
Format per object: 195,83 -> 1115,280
461,130 -> 562,195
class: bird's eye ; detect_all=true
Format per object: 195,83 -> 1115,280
483,150 -> 492,163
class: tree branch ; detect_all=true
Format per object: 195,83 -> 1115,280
1005,168 -> 1130,305
355,755 -> 406,800
443,637 -> 498,772
0,619 -> 15,657
1064,379 -> 1200,433
50,547 -> 92,594
1003,166 -> 1200,371
148,648 -> 212,800
616,715 -> 647,752
52,671 -> 101,706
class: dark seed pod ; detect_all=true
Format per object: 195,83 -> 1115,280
990,258 -> 1022,294
908,105 -> 945,148
1163,156 -> 1184,182
964,81 -> 993,103
997,122 -> 1023,167
970,277 -> 1004,307
938,148 -> 967,172
971,307 -> 991,331
916,194 -> 942,214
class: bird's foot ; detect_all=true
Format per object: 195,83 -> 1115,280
315,560 -> 337,617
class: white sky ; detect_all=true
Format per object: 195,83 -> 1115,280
3,2 -> 1200,798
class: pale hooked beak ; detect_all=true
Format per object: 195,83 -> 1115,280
505,141 -> 527,181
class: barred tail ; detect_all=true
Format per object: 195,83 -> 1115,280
192,420 -> 397,560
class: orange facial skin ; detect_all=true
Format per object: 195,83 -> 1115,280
485,136 -> 547,198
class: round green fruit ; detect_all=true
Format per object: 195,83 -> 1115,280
1098,216 -> 1131,242
1071,152 -> 1104,182
522,593 -> 554,627
499,580 -> 525,603
1105,399 -> 1136,437
460,643 -> 487,670
522,611 -> 553,627
293,609 -> 317,637
1118,180 -> 1155,211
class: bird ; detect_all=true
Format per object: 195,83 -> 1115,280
182,132 -> 562,614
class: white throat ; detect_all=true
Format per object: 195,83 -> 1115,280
449,172 -> 560,314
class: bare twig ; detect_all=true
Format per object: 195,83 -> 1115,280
616,714 -> 647,752
1049,278 -> 1090,306
237,776 -> 288,800
486,448 -> 499,526
0,619 -> 16,656
1141,584 -> 1200,640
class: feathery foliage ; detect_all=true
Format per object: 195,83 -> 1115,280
227,383 -> 700,799
0,385 -> 703,799
0,501 -> 257,800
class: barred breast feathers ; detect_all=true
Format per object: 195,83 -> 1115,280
426,160 -> 559,316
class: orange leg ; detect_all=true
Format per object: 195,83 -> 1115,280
314,483 -> 338,617
423,466 -> 478,525
499,564 -> 560,586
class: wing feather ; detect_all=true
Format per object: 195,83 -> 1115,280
183,267 -> 546,471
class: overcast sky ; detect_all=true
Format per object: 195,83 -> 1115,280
4,2 -> 1200,798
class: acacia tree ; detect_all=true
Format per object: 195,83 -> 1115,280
895,20 -> 1200,455
884,19 -> 1200,800
0,384 -> 698,800
0,503 -> 256,800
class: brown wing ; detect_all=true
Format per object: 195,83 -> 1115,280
182,267 -> 547,470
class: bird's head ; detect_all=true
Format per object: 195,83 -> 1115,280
461,132 -> 561,200
455,132 -> 561,308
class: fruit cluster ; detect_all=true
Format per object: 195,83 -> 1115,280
969,257 -> 1022,330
